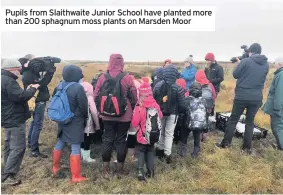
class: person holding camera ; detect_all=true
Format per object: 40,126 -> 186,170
217,43 -> 269,153
1,59 -> 40,186
263,57 -> 283,151
19,54 -> 58,158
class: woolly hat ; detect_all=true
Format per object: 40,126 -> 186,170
62,65 -> 83,82
138,82 -> 152,98
176,78 -> 186,89
164,59 -> 172,65
195,70 -> 210,85
184,56 -> 193,64
205,53 -> 215,62
1,59 -> 22,69
249,43 -> 262,54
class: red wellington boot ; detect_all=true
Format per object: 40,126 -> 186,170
52,149 -> 62,176
70,154 -> 88,183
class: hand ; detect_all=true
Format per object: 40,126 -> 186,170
31,84 -> 40,89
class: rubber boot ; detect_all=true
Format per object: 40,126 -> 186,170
137,168 -> 146,181
116,162 -> 128,179
80,149 -> 85,160
70,155 -> 88,183
146,169 -> 154,178
52,149 -> 62,176
190,147 -> 200,159
103,162 -> 111,180
83,150 -> 96,163
155,148 -> 165,160
178,142 -> 188,158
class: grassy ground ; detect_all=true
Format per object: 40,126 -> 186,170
1,62 -> 283,194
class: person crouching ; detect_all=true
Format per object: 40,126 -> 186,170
131,82 -> 163,181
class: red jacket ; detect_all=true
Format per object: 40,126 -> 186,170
195,70 -> 217,100
131,96 -> 163,145
94,54 -> 138,122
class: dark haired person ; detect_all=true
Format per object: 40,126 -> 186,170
217,43 -> 269,153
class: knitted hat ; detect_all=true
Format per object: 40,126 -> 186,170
138,82 -> 152,98
205,53 -> 215,62
1,59 -> 22,69
195,70 -> 210,85
249,43 -> 262,54
164,59 -> 172,65
176,78 -> 186,89
184,56 -> 193,64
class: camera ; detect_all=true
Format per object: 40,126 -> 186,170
28,56 -> 61,73
230,45 -> 249,63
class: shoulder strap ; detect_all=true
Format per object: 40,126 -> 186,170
104,73 -> 112,80
63,82 -> 76,91
115,72 -> 127,83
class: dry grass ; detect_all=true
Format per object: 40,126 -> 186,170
1,62 -> 283,194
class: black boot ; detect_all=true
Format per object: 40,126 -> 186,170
190,147 -> 200,159
146,169 -> 154,178
165,155 -> 172,164
155,148 -> 165,160
137,168 -> 146,181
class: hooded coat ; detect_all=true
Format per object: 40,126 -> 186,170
94,54 -> 137,122
153,65 -> 186,115
151,67 -> 164,88
81,81 -> 100,134
195,70 -> 217,100
57,65 -> 88,144
181,64 -> 197,89
233,54 -> 269,101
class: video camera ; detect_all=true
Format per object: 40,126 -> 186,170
230,45 -> 249,63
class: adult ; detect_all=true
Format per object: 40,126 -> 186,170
263,57 -> 283,150
1,59 -> 39,186
218,43 -> 269,153
19,54 -> 57,158
204,53 -> 224,95
51,65 -> 88,183
94,54 -> 137,178
181,56 -> 197,89
153,65 -> 186,164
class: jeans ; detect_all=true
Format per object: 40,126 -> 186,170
221,99 -> 262,149
55,139 -> 80,155
157,115 -> 178,156
136,144 -> 155,174
2,123 -> 26,181
102,121 -> 130,163
28,102 -> 46,153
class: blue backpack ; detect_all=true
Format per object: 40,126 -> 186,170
48,82 -> 76,124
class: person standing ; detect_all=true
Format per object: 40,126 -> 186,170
217,43 -> 269,153
263,57 -> 283,151
1,59 -> 39,186
204,53 -> 224,95
181,55 -> 197,89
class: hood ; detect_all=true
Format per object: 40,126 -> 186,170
176,78 -> 186,89
250,54 -> 268,65
62,65 -> 83,82
162,64 -> 179,85
195,70 -> 210,85
140,96 -> 159,108
107,54 -> 124,73
81,81 -> 94,96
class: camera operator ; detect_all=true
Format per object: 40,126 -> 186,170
217,43 -> 269,154
19,54 -> 57,158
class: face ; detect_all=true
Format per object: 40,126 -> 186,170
206,60 -> 213,66
185,62 -> 191,67
9,67 -> 22,77
165,61 -> 170,66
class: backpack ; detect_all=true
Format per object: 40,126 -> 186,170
156,82 -> 175,116
202,84 -> 214,110
48,82 -> 76,124
144,108 -> 162,145
186,96 -> 207,131
96,72 -> 128,117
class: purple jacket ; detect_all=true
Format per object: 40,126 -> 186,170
94,54 -> 137,122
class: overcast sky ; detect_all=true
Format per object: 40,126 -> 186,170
1,0 -> 283,61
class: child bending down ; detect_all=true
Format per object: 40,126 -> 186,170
132,82 -> 163,181
178,82 -> 208,158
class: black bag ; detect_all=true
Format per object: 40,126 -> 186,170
96,72 -> 128,117
156,82 -> 175,116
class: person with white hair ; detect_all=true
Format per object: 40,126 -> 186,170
263,57 -> 283,151
1,59 -> 40,186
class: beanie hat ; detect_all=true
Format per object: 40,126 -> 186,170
189,82 -> 202,98
164,59 -> 172,65
195,70 -> 210,85
176,78 -> 186,89
248,43 -> 262,54
205,53 -> 215,62
63,65 -> 83,82
1,59 -> 22,69
138,82 -> 152,98
141,77 -> 150,83
184,56 -> 193,64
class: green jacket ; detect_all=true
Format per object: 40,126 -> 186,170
263,67 -> 283,116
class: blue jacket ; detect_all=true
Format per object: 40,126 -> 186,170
181,64 -> 197,89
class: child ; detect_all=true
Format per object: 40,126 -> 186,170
132,82 -> 163,181
178,82 -> 208,158
80,80 -> 100,163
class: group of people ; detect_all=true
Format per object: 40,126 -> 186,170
1,43 -> 283,187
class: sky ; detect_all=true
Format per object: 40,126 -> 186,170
1,0 -> 283,62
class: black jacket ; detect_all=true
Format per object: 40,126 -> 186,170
205,62 -> 224,93
21,60 -> 56,103
1,69 -> 37,128
233,54 -> 269,101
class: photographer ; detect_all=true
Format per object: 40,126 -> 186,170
217,43 -> 269,153
19,54 -> 58,158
